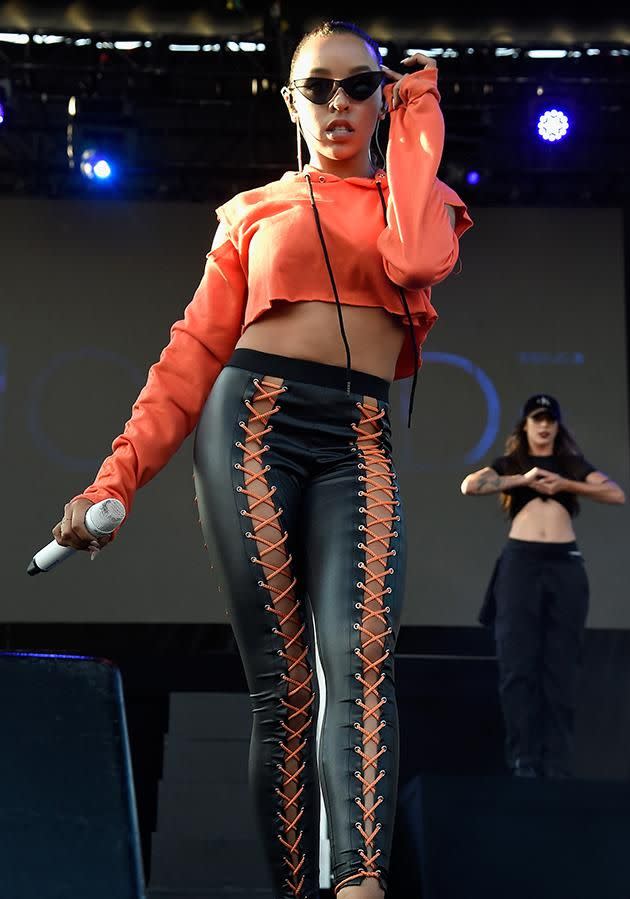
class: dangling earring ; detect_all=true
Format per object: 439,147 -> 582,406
295,118 -> 304,172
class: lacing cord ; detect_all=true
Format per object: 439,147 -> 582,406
376,180 -> 419,429
304,172 -> 353,394
237,377 -> 314,897
334,402 -> 398,894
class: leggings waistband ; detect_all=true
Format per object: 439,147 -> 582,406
226,348 -> 390,403
505,538 -> 580,559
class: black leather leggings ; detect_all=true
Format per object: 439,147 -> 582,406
193,349 -> 406,898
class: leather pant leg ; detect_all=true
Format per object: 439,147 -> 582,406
193,365 -> 320,899
303,397 -> 406,894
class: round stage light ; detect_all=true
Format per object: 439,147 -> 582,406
79,148 -> 114,181
466,170 -> 480,185
0,101 -> 5,124
537,108 -> 570,142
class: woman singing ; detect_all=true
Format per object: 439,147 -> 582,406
461,393 -> 625,779
52,20 -> 472,897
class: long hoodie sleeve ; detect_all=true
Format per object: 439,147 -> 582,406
377,67 -> 472,289
72,238 -> 247,517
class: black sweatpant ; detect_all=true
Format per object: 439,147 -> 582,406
192,349 -> 406,898
492,538 -> 589,776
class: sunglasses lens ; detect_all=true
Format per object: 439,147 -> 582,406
296,78 -> 334,104
345,73 -> 383,100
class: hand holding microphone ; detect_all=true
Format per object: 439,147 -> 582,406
27,497 -> 126,575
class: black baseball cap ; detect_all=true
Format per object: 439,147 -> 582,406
522,393 -> 562,421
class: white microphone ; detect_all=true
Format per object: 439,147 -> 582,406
27,498 -> 126,576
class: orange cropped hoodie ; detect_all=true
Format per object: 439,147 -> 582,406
74,67 -> 472,519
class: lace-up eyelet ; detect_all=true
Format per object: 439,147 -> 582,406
236,485 -> 243,492
353,623 -> 360,630
354,722 -> 361,730
354,647 -> 361,655
258,580 -> 265,587
355,602 -> 362,609
252,378 -> 259,385
234,463 -> 241,470
250,556 -> 257,562
245,531 -> 253,538
240,509 -> 246,516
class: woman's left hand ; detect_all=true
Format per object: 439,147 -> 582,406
381,53 -> 438,110
532,471 -> 568,496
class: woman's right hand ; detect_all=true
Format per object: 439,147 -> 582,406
522,467 -> 542,485
51,498 -> 112,556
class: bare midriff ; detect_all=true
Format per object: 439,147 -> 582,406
509,497 -> 576,543
236,300 -> 406,383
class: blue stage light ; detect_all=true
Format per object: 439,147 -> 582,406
0,101 -> 5,124
537,108 -> 570,142
80,148 -> 114,182
466,170 -> 480,185
93,158 -> 112,179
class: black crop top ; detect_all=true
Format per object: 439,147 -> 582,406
490,453 -> 597,519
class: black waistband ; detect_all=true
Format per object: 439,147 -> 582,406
226,348 -> 390,402
505,538 -> 580,559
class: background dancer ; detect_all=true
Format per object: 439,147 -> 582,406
461,393 -> 625,779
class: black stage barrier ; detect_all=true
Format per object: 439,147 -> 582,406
388,773 -> 630,899
0,652 -> 146,899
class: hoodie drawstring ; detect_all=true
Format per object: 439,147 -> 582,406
304,171 -> 418,427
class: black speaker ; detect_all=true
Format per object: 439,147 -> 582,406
389,773 -> 630,899
0,651 -> 145,899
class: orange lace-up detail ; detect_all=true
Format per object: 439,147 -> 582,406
336,400 -> 398,895
235,376 -> 314,898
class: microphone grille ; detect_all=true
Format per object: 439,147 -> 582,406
86,499 -> 127,536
